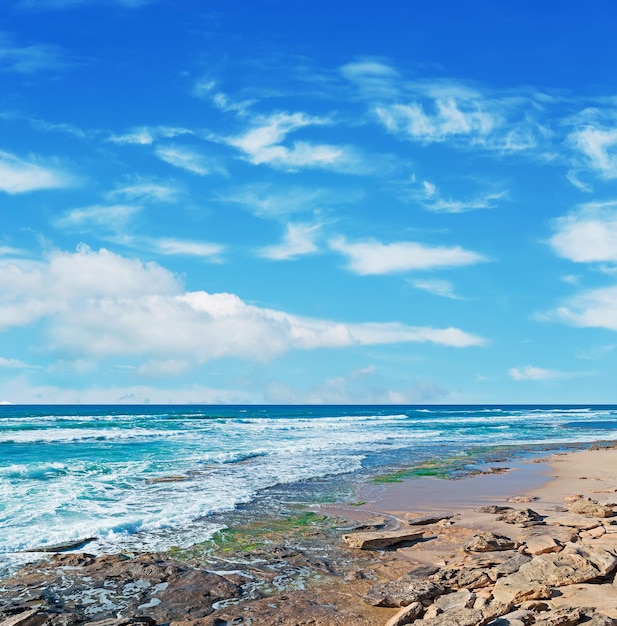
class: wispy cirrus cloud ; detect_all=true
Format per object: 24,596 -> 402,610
258,222 -> 321,260
549,200 -> 617,263
149,238 -> 225,259
0,33 -> 70,74
330,236 -> 486,275
108,126 -> 194,146
53,204 -> 140,232
155,144 -> 224,176
0,150 -> 73,193
226,111 -> 366,173
545,285 -> 617,332
107,178 -> 182,203
408,177 -> 507,213
409,278 -> 462,299
508,365 -> 570,381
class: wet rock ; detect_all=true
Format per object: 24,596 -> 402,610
23,538 -> 97,553
463,532 -> 520,553
363,577 -> 442,607
0,609 -> 47,626
342,529 -> 424,549
495,508 -> 544,526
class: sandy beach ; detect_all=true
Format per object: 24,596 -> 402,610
3,443 -> 617,625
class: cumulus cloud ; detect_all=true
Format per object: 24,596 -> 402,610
547,285 -> 617,332
0,150 -> 72,193
0,247 -> 484,366
258,223 -> 321,260
0,357 -> 29,369
549,201 -> 617,263
330,236 -> 485,275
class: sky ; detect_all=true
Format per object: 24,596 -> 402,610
2,0 -> 617,404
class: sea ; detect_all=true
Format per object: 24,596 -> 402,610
2,404 -> 617,575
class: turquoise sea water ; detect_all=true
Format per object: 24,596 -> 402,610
2,404 -> 617,573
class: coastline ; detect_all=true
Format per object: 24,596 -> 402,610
3,442 -> 617,625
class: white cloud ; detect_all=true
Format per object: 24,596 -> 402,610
509,366 -> 567,381
0,33 -> 68,74
155,144 -> 221,176
109,126 -> 194,146
410,178 -> 507,213
258,223 -> 321,260
330,236 -> 486,275
53,204 -> 140,231
227,111 -> 364,172
108,179 -> 182,203
570,125 -> 617,179
340,59 -> 400,99
0,247 -> 484,364
409,278 -> 461,299
221,184 -> 338,218
0,357 -> 29,369
549,201 -> 617,263
0,150 -> 72,193
192,79 -> 255,116
547,285 -> 617,332
150,238 -> 225,259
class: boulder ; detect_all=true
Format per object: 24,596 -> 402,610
463,532 -> 520,553
494,553 -> 532,575
434,589 -> 475,612
342,529 -> 424,549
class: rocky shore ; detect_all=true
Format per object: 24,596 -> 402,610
3,446 -> 617,626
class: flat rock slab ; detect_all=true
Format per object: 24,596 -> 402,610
404,512 -> 455,525
546,515 -> 602,530
342,529 -> 424,549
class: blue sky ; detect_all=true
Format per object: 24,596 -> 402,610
2,0 -> 617,404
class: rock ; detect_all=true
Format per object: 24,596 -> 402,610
477,506 -> 514,514
546,514 -> 602,530
0,609 -> 47,626
342,529 -> 424,549
409,608 -> 485,626
434,589 -> 475,612
563,494 -> 585,504
384,601 -> 423,626
486,608 -> 534,625
582,525 -> 607,539
23,538 -> 97,553
494,553 -> 532,575
463,532 -> 520,552
507,495 -> 538,503
570,498 -> 615,518
532,606 -> 585,625
492,548 -> 611,604
496,508 -> 544,526
430,567 -> 493,591
585,613 -> 617,625
423,605 -> 440,619
567,544 -> 617,577
404,512 -> 454,525
88,620 -> 157,626
523,535 -> 562,555
363,577 -> 441,607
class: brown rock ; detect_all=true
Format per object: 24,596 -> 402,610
363,577 -> 442,607
0,609 -> 47,626
409,608 -> 485,626
546,514 -> 602,530
404,512 -> 454,525
523,535 -> 563,555
532,606 -> 585,626
496,508 -> 544,526
507,495 -> 538,503
477,506 -> 514,514
570,498 -> 615,518
384,601 -> 423,626
434,589 -> 475,612
430,567 -> 493,591
463,532 -> 520,553
342,529 -> 424,549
